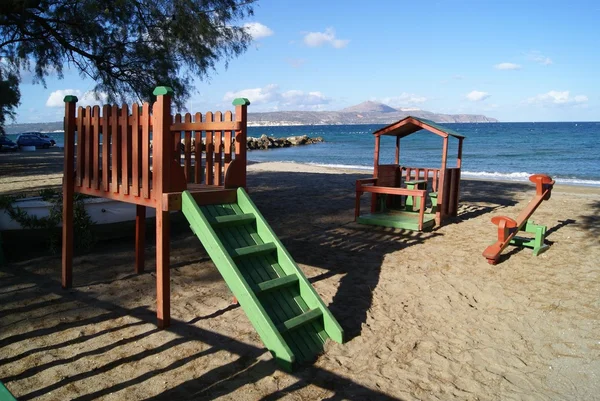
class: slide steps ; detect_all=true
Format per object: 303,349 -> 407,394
182,188 -> 343,371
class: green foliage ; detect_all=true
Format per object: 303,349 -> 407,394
0,67 -> 21,135
0,189 -> 95,252
0,0 -> 255,131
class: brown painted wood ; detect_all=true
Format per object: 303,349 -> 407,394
170,121 -> 241,131
75,106 -> 84,186
205,112 -> 214,185
184,113 -> 192,181
131,104 -> 140,196
162,187 -> 237,211
101,105 -> 110,191
75,186 -> 157,207
121,104 -> 130,195
194,112 -> 202,184
233,102 -> 248,188
111,105 -> 120,193
84,106 -> 92,188
135,205 -> 146,273
214,111 -> 223,186
224,110 -> 233,175
62,99 -> 77,289
141,103 -> 151,199
92,106 -> 100,190
153,93 -> 173,329
173,113 -> 182,165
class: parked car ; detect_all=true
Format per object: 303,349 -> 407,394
16,132 -> 54,149
0,135 -> 18,151
35,133 -> 56,146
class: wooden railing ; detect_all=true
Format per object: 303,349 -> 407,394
63,91 -> 249,207
400,166 -> 441,193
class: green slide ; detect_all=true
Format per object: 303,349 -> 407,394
181,188 -> 344,371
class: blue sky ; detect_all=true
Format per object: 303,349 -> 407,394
13,0 -> 600,123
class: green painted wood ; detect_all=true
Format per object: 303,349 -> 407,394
277,309 -> 323,334
257,274 -> 299,295
509,220 -> 549,256
235,187 -> 344,345
232,98 -> 251,106
181,191 -> 295,371
357,211 -> 436,231
210,213 -> 256,228
0,382 -> 17,401
231,242 -> 277,259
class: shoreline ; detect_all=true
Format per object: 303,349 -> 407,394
1,149 -> 599,197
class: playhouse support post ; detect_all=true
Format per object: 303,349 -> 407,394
152,86 -> 174,329
371,135 -> 381,213
135,205 -> 146,274
62,95 -> 78,289
436,136 -> 449,225
233,98 -> 250,189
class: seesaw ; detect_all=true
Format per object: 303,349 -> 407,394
483,174 -> 554,264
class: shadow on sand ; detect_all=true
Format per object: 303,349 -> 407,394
0,170 -> 531,400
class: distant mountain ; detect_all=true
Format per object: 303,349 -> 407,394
340,101 -> 398,113
4,102 -> 497,134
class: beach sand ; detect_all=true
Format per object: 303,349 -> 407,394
1,149 -> 599,400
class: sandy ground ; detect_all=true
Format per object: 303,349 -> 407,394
1,149 -> 599,400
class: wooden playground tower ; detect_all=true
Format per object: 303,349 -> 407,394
355,116 -> 465,231
61,87 -> 343,371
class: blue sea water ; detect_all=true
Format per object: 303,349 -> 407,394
7,122 -> 600,187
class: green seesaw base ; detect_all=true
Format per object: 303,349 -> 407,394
509,220 -> 549,256
181,188 -> 344,372
0,381 -> 17,401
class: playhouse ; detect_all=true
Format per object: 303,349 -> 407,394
355,116 -> 465,231
61,87 -> 343,371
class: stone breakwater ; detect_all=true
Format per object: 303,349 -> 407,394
151,135 -> 324,151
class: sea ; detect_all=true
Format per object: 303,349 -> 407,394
7,122 -> 600,187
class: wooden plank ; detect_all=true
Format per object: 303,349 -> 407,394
224,110 -> 233,174
84,106 -> 92,188
230,242 -> 277,259
170,121 -> 242,131
194,112 -> 202,184
173,113 -> 182,165
131,103 -> 140,196
75,106 -> 84,186
205,112 -> 214,185
256,274 -> 299,295
121,104 -> 130,195
184,113 -> 192,182
214,111 -> 223,186
210,213 -> 256,228
111,105 -> 120,193
141,103 -> 151,199
277,309 -> 322,334
162,188 -> 236,211
92,106 -> 100,189
62,99 -> 77,289
101,105 -> 110,191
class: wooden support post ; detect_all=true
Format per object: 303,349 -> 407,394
135,205 -> 146,274
62,95 -> 78,289
436,136 -> 449,226
152,86 -> 174,329
233,98 -> 250,189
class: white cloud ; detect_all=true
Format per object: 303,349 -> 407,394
46,89 -> 108,108
466,90 -> 490,102
303,28 -> 349,49
380,93 -> 428,106
495,62 -> 522,70
223,84 -> 280,105
526,51 -> 553,65
244,22 -> 274,40
526,90 -> 588,106
223,84 -> 331,110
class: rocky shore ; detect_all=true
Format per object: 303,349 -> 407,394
152,134 -> 324,152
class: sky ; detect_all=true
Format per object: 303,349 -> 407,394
12,0 -> 600,123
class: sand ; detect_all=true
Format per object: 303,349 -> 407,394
1,149 -> 599,400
